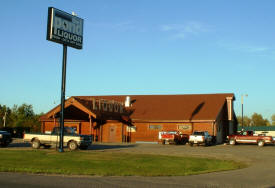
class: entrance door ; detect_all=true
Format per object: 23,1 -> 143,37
109,125 -> 116,142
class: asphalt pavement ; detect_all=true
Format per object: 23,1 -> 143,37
1,141 -> 275,188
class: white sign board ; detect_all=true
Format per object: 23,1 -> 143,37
47,7 -> 83,49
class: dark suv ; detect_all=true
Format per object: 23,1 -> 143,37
0,131 -> 12,147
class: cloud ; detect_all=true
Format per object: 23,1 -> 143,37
217,41 -> 269,53
160,21 -> 210,40
235,46 -> 268,53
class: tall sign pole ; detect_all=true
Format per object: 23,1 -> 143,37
47,7 -> 83,152
59,44 -> 67,152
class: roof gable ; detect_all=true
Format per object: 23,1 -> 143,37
40,97 -> 97,120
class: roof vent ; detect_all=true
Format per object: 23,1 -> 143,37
125,96 -> 131,107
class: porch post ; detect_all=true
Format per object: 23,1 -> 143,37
89,115 -> 93,140
100,124 -> 102,142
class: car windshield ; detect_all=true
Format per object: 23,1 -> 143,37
193,132 -> 204,136
161,131 -> 177,135
53,127 -> 76,134
167,131 -> 177,134
65,128 -> 76,134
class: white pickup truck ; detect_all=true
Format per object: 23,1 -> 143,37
189,131 -> 213,146
23,127 -> 92,150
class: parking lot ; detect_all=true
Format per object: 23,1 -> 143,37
1,140 -> 275,188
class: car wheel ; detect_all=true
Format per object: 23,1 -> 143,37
32,140 -> 40,149
229,139 -> 236,145
258,140 -> 265,147
1,142 -> 8,147
181,139 -> 187,145
189,142 -> 193,147
205,141 -> 210,147
68,141 -> 78,151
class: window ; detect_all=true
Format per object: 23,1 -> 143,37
149,125 -> 162,130
126,126 -> 136,132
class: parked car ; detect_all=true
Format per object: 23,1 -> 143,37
159,130 -> 189,145
227,131 -> 274,147
0,131 -> 12,147
23,127 -> 92,150
189,131 -> 213,146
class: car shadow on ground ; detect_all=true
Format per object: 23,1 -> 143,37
1,139 -> 137,151
89,143 -> 137,151
229,143 -> 275,147
4,138 -> 30,148
8,142 -> 31,148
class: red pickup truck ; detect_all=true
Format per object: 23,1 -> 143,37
227,131 -> 275,147
159,130 -> 189,145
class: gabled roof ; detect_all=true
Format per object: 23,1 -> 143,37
40,97 -> 97,121
40,96 -> 127,121
74,93 -> 235,122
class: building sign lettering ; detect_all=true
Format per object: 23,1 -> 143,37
92,99 -> 124,114
178,124 -> 192,130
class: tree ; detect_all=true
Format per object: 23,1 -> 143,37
251,113 -> 269,126
271,114 -> 275,126
265,119 -> 271,126
237,115 -> 252,126
238,113 -> 272,127
12,104 -> 35,127
0,103 -> 41,132
0,105 -> 12,127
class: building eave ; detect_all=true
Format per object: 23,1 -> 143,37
132,119 -> 215,123
45,97 -> 97,119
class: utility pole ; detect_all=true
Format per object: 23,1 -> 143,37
241,94 -> 248,129
3,111 -> 7,127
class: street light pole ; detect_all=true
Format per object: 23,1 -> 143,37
241,94 -> 248,129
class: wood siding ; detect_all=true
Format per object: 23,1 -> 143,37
40,100 -> 234,144
42,120 -> 218,143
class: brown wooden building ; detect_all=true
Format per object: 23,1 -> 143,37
40,93 -> 237,144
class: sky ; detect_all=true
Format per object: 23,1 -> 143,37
0,0 -> 274,121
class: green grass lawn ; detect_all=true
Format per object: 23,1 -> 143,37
0,150 -> 246,176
